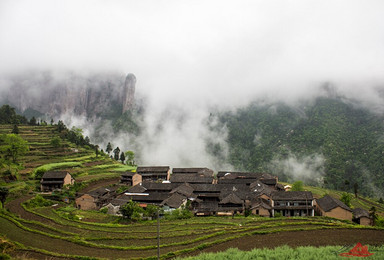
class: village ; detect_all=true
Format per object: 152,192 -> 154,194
40,166 -> 372,226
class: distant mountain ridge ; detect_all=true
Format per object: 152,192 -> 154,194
0,71 -> 136,119
209,96 -> 384,198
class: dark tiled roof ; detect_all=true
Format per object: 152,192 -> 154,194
217,179 -> 257,185
219,192 -> 243,205
260,178 -> 277,185
41,171 -> 70,179
190,184 -> 221,192
121,172 -> 138,177
89,187 -> 111,197
250,198 -> 272,210
271,191 -> 313,201
136,166 -> 170,173
249,181 -> 273,198
170,183 -> 194,197
128,184 -> 147,193
316,195 -> 352,212
353,208 -> 370,218
170,174 -> 213,184
141,182 -> 178,191
172,168 -> 214,176
161,193 -> 186,208
217,171 -> 274,179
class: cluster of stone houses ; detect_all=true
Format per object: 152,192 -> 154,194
39,167 -> 372,225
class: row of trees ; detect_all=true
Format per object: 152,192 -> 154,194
105,142 -> 135,166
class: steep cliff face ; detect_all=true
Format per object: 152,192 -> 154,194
0,71 -> 136,118
122,73 -> 136,113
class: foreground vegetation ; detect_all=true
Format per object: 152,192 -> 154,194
179,245 -> 384,260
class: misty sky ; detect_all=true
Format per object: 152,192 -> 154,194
1,0 -> 384,168
1,0 -> 384,108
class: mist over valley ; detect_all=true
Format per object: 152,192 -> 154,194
1,0 -> 384,197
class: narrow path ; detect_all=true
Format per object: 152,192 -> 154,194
79,176 -> 120,193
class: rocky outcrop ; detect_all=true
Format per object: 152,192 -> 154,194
0,71 -> 136,118
122,74 -> 136,113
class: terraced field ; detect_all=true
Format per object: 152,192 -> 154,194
3,201 -> 384,260
2,124 -> 384,259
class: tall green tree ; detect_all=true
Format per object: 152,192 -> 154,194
353,183 -> 359,198
369,206 -> 378,226
113,147 -> 120,161
57,120 -> 66,132
0,134 -> 29,163
291,181 -> 304,191
106,142 -> 112,155
50,137 -> 61,148
11,124 -> 19,134
125,150 -> 135,166
120,200 -> 143,220
29,116 -> 37,126
340,192 -> 352,208
120,152 -> 126,164
0,104 -> 27,124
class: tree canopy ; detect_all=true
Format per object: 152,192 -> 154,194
0,105 -> 27,124
0,134 -> 29,164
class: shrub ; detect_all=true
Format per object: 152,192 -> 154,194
144,204 -> 158,219
0,253 -> 10,260
274,212 -> 282,218
120,200 -> 144,220
24,194 -> 54,208
164,206 -> 193,220
291,181 -> 304,191
34,168 -> 47,180
50,136 -> 62,148
99,207 -> 108,214
340,192 -> 352,208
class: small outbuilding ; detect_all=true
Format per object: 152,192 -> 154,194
250,198 -> 272,217
315,195 -> 352,221
353,208 -> 371,226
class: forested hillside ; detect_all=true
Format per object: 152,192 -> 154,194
210,97 -> 384,198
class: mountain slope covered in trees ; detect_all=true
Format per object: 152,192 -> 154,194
210,97 -> 384,198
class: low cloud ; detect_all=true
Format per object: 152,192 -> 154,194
268,152 -> 326,185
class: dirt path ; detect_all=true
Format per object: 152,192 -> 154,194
79,176 -> 120,193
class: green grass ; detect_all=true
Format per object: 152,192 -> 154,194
33,162 -> 83,173
177,245 -> 384,260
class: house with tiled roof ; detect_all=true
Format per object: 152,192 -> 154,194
120,172 -> 142,186
136,166 -> 171,182
315,195 -> 352,221
75,187 -> 117,210
217,192 -> 244,215
161,193 -> 187,210
250,197 -> 272,217
271,191 -> 314,217
40,171 -> 74,192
